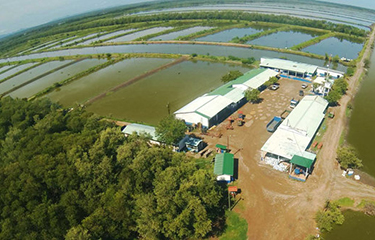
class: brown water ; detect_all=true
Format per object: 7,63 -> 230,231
86,60 -> 251,125
323,210 -> 375,240
347,49 -> 375,177
9,59 -> 107,98
46,58 -> 173,106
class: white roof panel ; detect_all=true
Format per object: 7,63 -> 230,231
223,88 -> 244,103
122,123 -> 157,140
197,95 -> 233,118
243,68 -> 278,89
261,95 -> 327,160
260,58 -> 318,74
174,95 -> 216,114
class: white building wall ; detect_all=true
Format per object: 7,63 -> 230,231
175,112 -> 209,127
216,174 -> 231,182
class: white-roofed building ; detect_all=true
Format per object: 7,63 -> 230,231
261,96 -> 328,179
175,68 -> 277,128
122,123 -> 159,144
260,57 -> 318,79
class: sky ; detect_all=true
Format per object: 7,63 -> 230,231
0,0 -> 374,38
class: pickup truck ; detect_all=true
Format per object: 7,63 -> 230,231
266,116 -> 282,132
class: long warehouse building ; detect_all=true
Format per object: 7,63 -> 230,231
174,68 -> 278,128
261,95 -> 329,165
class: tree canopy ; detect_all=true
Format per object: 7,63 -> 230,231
245,88 -> 261,103
156,115 -> 187,145
336,146 -> 363,169
0,97 -> 225,239
221,70 -> 244,83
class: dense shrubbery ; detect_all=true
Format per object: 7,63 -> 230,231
315,201 -> 344,232
325,77 -> 348,105
0,97 -> 226,239
336,146 -> 363,169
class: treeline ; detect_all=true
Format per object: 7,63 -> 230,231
0,97 -> 226,239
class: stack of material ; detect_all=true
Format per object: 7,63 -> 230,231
264,157 -> 288,172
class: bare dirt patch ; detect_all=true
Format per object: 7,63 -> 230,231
202,27 -> 375,239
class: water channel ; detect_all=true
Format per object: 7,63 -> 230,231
347,48 -> 375,177
195,27 -> 263,42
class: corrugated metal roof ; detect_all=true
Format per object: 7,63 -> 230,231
197,95 -> 233,118
223,88 -> 244,103
174,95 -> 216,115
261,95 -> 327,160
214,153 -> 234,176
122,123 -> 157,141
291,155 -> 314,168
243,68 -> 278,89
260,58 -> 317,74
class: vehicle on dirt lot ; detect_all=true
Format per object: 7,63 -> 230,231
301,83 -> 308,89
270,84 -> 279,90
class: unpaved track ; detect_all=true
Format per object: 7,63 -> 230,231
203,27 -> 375,239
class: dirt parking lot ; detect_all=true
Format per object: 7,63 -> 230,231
200,76 -> 375,240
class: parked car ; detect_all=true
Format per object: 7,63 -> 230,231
270,84 -> 279,90
299,90 -> 304,96
301,83 -> 308,89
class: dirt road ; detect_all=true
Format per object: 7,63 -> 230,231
203,27 -> 375,239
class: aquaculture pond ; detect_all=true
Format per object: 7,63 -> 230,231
0,65 -> 14,73
46,58 -> 173,106
195,27 -> 262,42
347,50 -> 375,177
0,62 -> 37,81
150,26 -> 212,41
0,61 -> 72,95
86,60 -> 251,125
324,210 -> 375,240
303,37 -> 364,59
9,59 -> 107,99
78,29 -> 135,45
51,33 -> 100,48
2,44 -> 347,72
106,27 -> 173,42
248,31 -> 319,49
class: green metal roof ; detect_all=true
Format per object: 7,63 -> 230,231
291,155 -> 315,169
208,68 -> 266,96
214,153 -> 234,176
215,144 -> 227,149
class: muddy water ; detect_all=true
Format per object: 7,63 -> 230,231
9,59 -> 107,98
324,210 -> 375,240
0,61 -> 72,95
46,58 -> 173,106
347,49 -> 375,177
86,60 -> 251,125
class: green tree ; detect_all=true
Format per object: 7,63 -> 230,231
156,115 -> 186,145
336,146 -> 363,169
315,201 -> 344,232
325,89 -> 341,105
346,67 -> 355,76
245,88 -> 261,103
334,78 -> 348,94
332,55 -> 340,63
263,76 -> 279,87
221,70 -> 243,83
